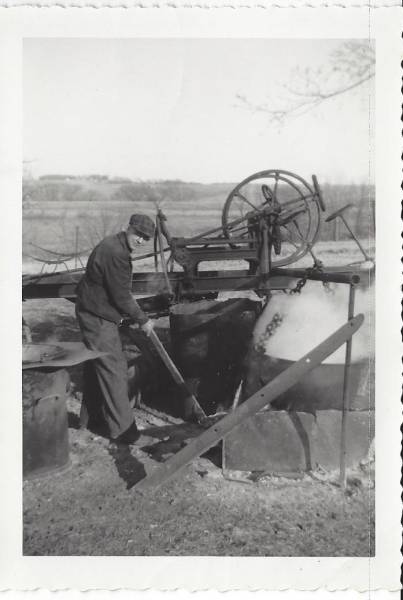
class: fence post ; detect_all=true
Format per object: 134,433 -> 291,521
74,226 -> 79,269
334,217 -> 339,242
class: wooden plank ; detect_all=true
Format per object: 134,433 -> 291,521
135,314 -> 364,491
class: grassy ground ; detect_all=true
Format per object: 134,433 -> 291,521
23,417 -> 374,557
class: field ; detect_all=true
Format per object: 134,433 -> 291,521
23,177 -> 374,261
22,177 -> 375,557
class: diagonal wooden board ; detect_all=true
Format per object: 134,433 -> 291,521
126,325 -> 206,422
135,314 -> 364,492
147,329 -> 206,421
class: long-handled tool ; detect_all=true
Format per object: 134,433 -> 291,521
146,328 -> 207,423
325,204 -> 373,262
135,313 -> 364,491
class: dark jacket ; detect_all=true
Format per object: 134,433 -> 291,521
76,231 -> 148,325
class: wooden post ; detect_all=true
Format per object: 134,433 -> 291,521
334,217 -> 340,242
74,226 -> 79,269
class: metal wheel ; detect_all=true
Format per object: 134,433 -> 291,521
222,169 -> 323,267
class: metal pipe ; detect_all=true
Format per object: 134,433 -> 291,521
260,224 -> 270,276
271,267 -> 360,286
339,283 -> 356,488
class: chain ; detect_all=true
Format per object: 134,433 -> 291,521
284,260 -> 334,295
315,260 -> 334,294
284,265 -> 318,295
255,312 -> 283,354
255,260 -> 335,353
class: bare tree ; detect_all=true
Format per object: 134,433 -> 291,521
114,181 -> 173,209
236,41 -> 374,125
81,211 -> 127,248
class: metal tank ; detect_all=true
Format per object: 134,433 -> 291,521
23,357 -> 70,479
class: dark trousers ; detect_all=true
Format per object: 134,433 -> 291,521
75,304 -> 134,439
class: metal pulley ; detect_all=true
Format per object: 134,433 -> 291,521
221,169 -> 325,267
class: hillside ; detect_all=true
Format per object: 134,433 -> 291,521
22,176 -> 375,258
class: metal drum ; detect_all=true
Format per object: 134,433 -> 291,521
242,348 -> 373,413
23,368 -> 70,479
170,298 -> 260,415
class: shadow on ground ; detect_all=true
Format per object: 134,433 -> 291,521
108,444 -> 147,490
139,422 -> 222,467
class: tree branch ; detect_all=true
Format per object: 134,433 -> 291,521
235,41 -> 374,125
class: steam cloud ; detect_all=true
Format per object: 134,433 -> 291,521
253,282 -> 374,364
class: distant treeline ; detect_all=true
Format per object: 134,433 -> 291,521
320,183 -> 375,241
36,174 -> 199,185
22,179 -> 375,241
38,174 -> 131,183
22,179 -> 233,204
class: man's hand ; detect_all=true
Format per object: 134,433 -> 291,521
141,319 -> 155,337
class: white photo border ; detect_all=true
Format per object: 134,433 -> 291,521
0,6 -> 401,592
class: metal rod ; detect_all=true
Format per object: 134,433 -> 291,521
271,267 -> 360,285
187,219 -> 244,243
178,236 -> 253,246
131,247 -> 171,263
339,283 -> 356,488
340,215 -> 371,262
30,242 -> 91,258
234,192 -> 258,211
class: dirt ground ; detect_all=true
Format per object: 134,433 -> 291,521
22,298 -> 374,557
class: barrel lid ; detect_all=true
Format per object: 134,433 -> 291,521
22,343 -> 67,365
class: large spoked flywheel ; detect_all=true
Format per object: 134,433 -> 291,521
222,169 -> 325,267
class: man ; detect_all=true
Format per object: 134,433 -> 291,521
76,213 -> 155,444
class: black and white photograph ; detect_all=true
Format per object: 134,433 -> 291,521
21,35 -> 376,557
0,4 -> 400,594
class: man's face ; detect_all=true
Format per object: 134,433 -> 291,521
133,234 -> 145,245
126,227 -> 149,250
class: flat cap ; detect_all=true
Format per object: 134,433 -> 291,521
129,213 -> 155,240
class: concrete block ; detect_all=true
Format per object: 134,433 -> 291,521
311,409 -> 374,470
223,411 -> 315,473
223,409 -> 374,474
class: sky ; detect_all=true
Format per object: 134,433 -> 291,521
23,38 -> 374,184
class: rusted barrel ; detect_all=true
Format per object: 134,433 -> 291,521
170,298 -> 260,416
23,368 -> 70,479
242,347 -> 373,413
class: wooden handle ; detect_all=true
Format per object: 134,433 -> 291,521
148,329 -> 206,420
